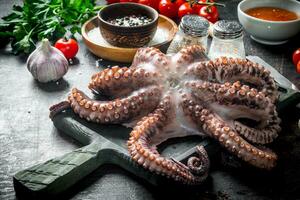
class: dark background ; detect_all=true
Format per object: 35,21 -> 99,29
1,0 -> 300,199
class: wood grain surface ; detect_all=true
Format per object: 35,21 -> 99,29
1,0 -> 300,199
82,15 -> 177,63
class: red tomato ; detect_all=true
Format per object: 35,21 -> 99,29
152,0 -> 160,10
54,38 -> 79,60
293,48 -> 300,66
106,0 -> 119,4
198,5 -> 219,23
192,4 -> 203,14
297,60 -> 300,74
159,0 -> 178,18
138,0 -> 152,6
120,0 -> 138,2
178,3 -> 194,19
175,0 -> 186,8
192,0 -> 214,13
138,0 -> 160,9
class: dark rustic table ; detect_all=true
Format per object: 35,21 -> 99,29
1,0 -> 300,199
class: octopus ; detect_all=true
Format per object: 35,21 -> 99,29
50,45 -> 281,185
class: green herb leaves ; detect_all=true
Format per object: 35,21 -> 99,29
0,0 -> 102,54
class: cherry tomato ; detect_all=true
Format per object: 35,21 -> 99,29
198,5 -> 219,23
297,60 -> 300,74
192,0 -> 214,13
106,0 -> 119,4
292,48 -> 300,66
138,0 -> 152,6
54,38 -> 79,60
175,0 -> 186,8
192,4 -> 203,14
138,0 -> 160,9
120,0 -> 138,2
159,0 -> 178,19
178,3 -> 194,19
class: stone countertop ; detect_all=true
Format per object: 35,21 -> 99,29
1,0 -> 300,199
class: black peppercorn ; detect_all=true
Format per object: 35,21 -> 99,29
107,15 -> 153,27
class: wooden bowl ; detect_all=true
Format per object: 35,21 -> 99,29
82,15 -> 178,63
98,3 -> 159,48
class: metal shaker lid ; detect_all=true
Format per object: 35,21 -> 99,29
213,20 -> 243,39
180,15 -> 210,37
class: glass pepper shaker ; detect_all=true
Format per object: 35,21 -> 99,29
208,20 -> 245,60
167,15 -> 209,54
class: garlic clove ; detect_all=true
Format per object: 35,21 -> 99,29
27,39 -> 69,83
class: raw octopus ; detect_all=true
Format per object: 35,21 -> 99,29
50,45 -> 280,185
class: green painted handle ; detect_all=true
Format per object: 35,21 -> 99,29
13,111 -> 123,198
13,140 -> 110,197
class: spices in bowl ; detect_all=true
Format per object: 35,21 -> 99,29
107,15 -> 153,27
98,3 -> 159,48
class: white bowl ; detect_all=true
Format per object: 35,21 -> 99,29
238,0 -> 300,45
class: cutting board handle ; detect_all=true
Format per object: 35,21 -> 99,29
13,140 -> 110,198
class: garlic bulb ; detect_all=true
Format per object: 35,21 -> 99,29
27,39 -> 69,83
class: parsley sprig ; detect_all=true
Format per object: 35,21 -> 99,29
0,0 -> 104,54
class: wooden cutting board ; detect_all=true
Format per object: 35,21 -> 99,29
13,60 -> 300,199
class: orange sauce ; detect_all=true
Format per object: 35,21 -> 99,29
245,7 -> 298,21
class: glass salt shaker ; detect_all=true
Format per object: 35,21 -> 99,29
167,15 -> 209,54
208,20 -> 245,60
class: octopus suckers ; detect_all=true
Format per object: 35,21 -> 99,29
53,45 -> 281,185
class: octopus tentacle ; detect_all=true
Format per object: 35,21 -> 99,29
171,45 -> 208,73
234,114 -> 281,144
68,86 -> 162,124
184,80 -> 281,144
181,97 -> 277,169
127,96 -> 209,184
187,146 -> 210,175
49,101 -> 70,119
131,47 -> 170,72
89,66 -> 163,97
205,116 -> 277,169
185,80 -> 272,110
184,57 -> 278,102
